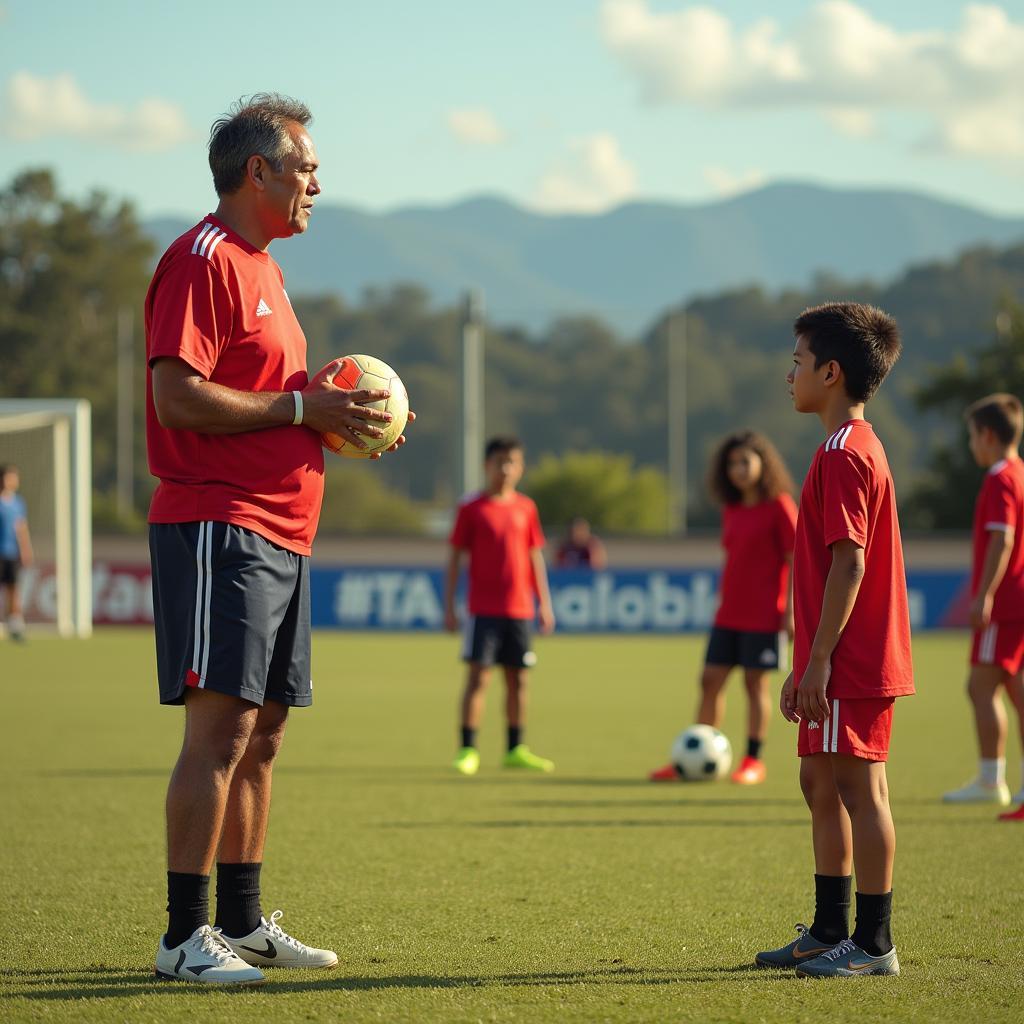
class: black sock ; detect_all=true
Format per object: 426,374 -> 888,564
507,725 -> 522,751
810,873 -> 851,944
746,737 -> 763,760
461,726 -> 476,749
851,890 -> 893,956
214,862 -> 263,939
166,871 -> 209,948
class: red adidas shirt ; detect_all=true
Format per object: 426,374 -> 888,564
145,216 -> 324,556
972,456 -> 1024,622
715,494 -> 798,633
449,491 -> 545,619
793,420 -> 914,699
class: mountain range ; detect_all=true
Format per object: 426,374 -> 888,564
145,182 -> 1024,333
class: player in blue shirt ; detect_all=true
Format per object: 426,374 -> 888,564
0,465 -> 32,642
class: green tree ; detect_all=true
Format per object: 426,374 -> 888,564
319,461 -> 424,534
525,451 -> 670,535
906,303 -> 1024,528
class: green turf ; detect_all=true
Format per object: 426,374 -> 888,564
2,629 -> 1022,1023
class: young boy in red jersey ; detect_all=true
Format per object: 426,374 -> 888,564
649,431 -> 797,785
755,303 -> 913,978
942,394 -> 1024,819
444,437 -> 556,775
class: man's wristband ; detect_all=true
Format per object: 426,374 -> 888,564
292,390 -> 303,426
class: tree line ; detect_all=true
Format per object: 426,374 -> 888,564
2,168 -> 1021,534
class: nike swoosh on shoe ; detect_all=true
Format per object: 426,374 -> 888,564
239,940 -> 278,959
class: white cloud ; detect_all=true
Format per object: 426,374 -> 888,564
535,133 -> 637,213
702,166 -> 767,198
3,72 -> 192,152
601,1 -> 1024,161
447,108 -> 506,146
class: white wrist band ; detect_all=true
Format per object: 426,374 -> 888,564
291,390 -> 303,426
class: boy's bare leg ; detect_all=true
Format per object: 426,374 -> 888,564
503,666 -> 527,728
969,665 -> 1008,760
743,669 -> 771,742
696,664 -> 732,728
800,754 -> 853,876
460,663 -> 490,731
831,756 -> 894,894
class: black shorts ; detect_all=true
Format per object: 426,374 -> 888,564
461,615 -> 536,669
705,626 -> 787,672
149,521 -> 312,707
0,558 -> 18,586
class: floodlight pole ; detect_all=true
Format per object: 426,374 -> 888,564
460,289 -> 485,497
116,307 -> 134,518
667,311 -> 688,535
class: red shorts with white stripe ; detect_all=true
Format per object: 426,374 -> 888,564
797,697 -> 895,762
971,621 -> 1024,675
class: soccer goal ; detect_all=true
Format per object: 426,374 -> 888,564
0,399 -> 92,637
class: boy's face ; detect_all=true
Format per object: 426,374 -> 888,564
967,420 -> 997,468
484,448 -> 524,491
787,334 -> 834,414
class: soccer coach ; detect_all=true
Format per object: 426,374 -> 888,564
145,94 -> 409,985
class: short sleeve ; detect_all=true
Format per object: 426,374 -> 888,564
148,256 -> 234,378
527,501 -> 545,549
449,503 -> 472,549
775,493 -> 797,555
822,450 -> 870,548
982,475 -> 1018,534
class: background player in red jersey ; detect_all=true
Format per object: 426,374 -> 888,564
445,437 -> 556,776
649,430 -> 797,785
555,517 -> 608,570
942,394 -> 1024,818
755,303 -> 912,978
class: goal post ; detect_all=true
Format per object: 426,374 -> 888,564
0,399 -> 92,637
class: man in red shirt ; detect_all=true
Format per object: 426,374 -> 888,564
755,303 -> 913,978
444,437 -> 556,776
943,394 -> 1024,817
147,94 -> 409,985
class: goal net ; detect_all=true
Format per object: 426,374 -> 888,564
0,400 -> 92,637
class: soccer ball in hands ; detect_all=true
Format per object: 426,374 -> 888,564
312,354 -> 409,458
670,725 -> 733,781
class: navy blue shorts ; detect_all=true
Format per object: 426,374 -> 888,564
461,615 -> 536,669
149,521 -> 312,707
705,626 -> 787,672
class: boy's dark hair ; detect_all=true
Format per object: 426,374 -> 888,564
964,393 -> 1024,447
484,436 -> 523,460
793,302 -> 901,402
708,430 -> 795,507
208,93 -> 313,197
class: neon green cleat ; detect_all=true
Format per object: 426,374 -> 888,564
502,744 -> 554,772
453,747 -> 480,775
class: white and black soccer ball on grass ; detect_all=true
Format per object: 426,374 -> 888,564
670,725 -> 733,781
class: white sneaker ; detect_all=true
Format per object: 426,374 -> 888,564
942,779 -> 1011,805
222,910 -> 338,969
155,925 -> 265,985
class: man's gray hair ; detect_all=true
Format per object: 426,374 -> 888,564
208,93 -> 313,196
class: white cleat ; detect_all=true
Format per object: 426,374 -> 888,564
942,779 -> 1011,805
222,910 -> 338,969
155,925 -> 265,985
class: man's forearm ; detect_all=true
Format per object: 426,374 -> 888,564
157,378 -> 297,435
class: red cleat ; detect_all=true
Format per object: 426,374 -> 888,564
730,755 -> 767,785
998,805 -> 1024,821
649,763 -> 680,782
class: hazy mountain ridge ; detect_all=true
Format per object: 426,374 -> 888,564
145,183 -> 1024,332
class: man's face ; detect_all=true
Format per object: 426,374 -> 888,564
485,449 -> 524,490
786,333 -> 831,414
2,470 -> 18,492
262,122 -> 321,238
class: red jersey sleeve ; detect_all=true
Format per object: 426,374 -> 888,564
775,493 -> 797,554
449,502 -> 473,549
821,449 -> 870,548
982,475 -> 1019,534
527,500 -> 545,550
148,256 -> 234,379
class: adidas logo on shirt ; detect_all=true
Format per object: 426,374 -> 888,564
255,298 -> 273,317
808,720 -> 820,730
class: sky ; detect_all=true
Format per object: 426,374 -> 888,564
2,0 -> 1023,219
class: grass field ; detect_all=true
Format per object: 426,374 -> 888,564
2,629 -> 1023,1023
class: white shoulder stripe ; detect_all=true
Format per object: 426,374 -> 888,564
837,424 -> 854,450
198,229 -> 225,259
825,424 -> 855,452
205,231 -> 227,259
191,223 -> 213,255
